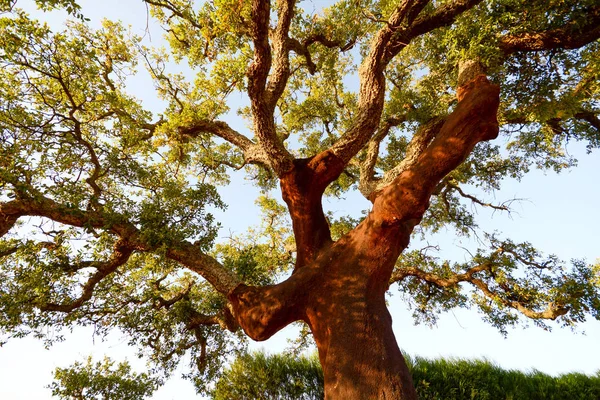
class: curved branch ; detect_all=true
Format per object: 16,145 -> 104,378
371,74 -> 500,222
0,214 -> 18,237
391,263 -> 569,320
575,110 -> 600,132
391,262 -> 489,287
247,0 -> 294,175
447,181 -> 515,212
265,0 -> 295,107
40,239 -> 133,312
0,196 -> 240,296
361,116 -> 446,200
358,115 -> 407,198
409,0 -> 485,41
166,241 -> 240,295
178,119 -> 269,166
287,33 -> 356,75
499,6 -> 600,55
329,1 -> 430,166
327,0 -> 484,187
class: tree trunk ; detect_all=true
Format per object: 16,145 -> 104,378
308,279 -> 416,399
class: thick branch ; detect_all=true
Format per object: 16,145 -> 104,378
499,6 -> 600,55
370,73 -> 499,232
265,0 -> 295,107
328,0 -> 484,187
186,304 -> 238,332
0,214 -> 18,237
248,0 -> 294,175
0,196 -> 240,296
358,115 -> 407,198
575,110 -> 600,132
280,151 -> 345,268
409,0 -> 485,40
361,117 -> 446,200
228,264 -> 314,341
166,241 -> 240,295
330,1 -> 430,166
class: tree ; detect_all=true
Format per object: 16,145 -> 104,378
48,356 -> 159,400
1,0 -> 599,399
212,351 -> 324,400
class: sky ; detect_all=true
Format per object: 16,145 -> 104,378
0,1 -> 599,399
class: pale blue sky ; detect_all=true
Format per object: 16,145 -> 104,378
0,1 -> 599,399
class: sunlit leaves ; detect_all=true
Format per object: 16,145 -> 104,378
212,351 -> 324,400
49,356 -> 160,400
213,195 -> 294,285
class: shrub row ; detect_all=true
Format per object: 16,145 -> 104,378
213,351 -> 600,399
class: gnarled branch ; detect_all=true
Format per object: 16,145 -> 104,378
178,119 -> 270,166
0,196 -> 240,296
575,110 -> 600,132
391,262 -> 569,320
265,0 -> 296,107
361,116 -> 446,200
499,6 -> 600,55
40,239 -> 133,312
247,0 -> 294,175
328,0 -> 484,187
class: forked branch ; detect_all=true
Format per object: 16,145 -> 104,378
40,240 -> 134,312
391,263 -> 569,320
360,117 -> 446,199
328,0 -> 485,187
0,196 -> 240,296
247,0 -> 294,175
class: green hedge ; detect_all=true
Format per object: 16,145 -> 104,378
213,351 -> 600,400
407,354 -> 600,400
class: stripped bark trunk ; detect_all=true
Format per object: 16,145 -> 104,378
228,73 -> 500,399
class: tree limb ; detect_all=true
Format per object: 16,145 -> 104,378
391,263 -> 569,320
447,181 -> 514,212
370,71 -> 500,228
177,119 -> 270,166
361,116 -> 446,200
499,6 -> 600,55
575,110 -> 600,132
327,0 -> 484,186
408,0 -> 485,41
358,116 -> 406,198
0,196 -> 241,296
40,239 -> 134,312
329,1 -> 430,166
247,0 -> 294,175
287,33 -> 356,75
265,0 -> 296,107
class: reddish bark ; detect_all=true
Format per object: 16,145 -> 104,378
228,74 -> 500,399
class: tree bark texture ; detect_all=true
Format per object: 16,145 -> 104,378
228,74 -> 500,399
